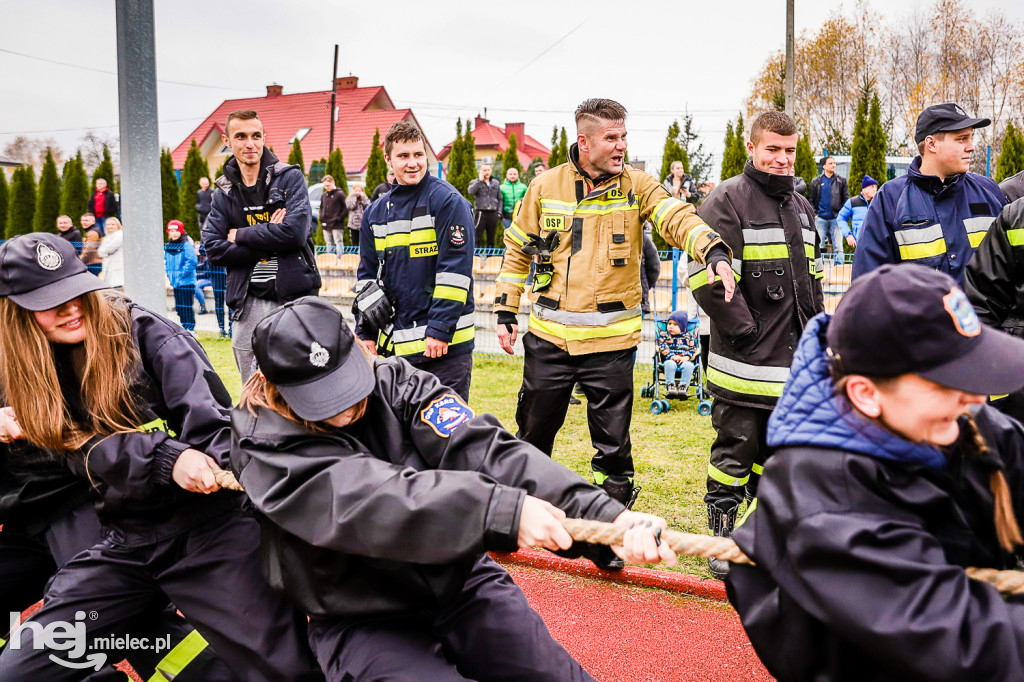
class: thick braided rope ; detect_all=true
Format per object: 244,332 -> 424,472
210,474 -> 1024,597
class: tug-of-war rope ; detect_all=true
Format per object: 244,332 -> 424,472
212,470 -> 1024,597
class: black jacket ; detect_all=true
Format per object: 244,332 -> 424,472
965,197 -> 1024,339
87,189 -> 119,220
808,172 -> 849,218
202,149 -> 321,311
58,228 -> 83,255
231,357 -> 624,618
693,162 -> 823,408
195,187 -> 213,218
729,406 -> 1024,682
640,233 -> 660,314
61,300 -> 241,545
319,188 -> 348,229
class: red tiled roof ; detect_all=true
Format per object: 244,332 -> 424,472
438,118 -> 552,170
170,85 -> 432,173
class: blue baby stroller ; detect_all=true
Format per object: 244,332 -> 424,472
640,313 -> 712,416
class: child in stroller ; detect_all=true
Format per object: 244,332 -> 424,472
641,311 -> 711,415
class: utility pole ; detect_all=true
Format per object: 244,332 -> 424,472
784,0 -> 795,117
328,45 -> 338,154
115,0 -> 164,314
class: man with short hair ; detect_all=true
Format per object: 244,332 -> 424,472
318,175 -> 349,253
836,175 -> 878,251
467,164 -> 502,248
853,103 -> 1006,284
500,167 -> 527,228
55,214 -> 82,255
807,156 -> 849,259
494,98 -> 734,569
202,109 -> 321,382
371,170 -> 396,202
356,121 -> 476,400
87,178 -> 119,236
79,212 -> 103,275
693,110 -> 824,579
195,177 -> 213,229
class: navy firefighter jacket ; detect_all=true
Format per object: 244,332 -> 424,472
356,173 -> 476,362
851,156 -> 1005,284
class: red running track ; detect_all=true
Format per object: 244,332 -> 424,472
499,561 -> 773,682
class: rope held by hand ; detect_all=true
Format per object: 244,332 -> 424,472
214,469 -> 244,491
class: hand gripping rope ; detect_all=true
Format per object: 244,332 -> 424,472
210,470 -> 1024,598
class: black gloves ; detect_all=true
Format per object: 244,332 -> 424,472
352,281 -> 394,334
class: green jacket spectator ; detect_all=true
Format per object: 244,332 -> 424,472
500,169 -> 528,220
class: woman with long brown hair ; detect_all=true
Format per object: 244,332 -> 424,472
0,233 -> 322,680
727,263 -> 1024,681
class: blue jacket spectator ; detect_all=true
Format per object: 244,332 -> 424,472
165,220 -> 198,331
836,175 -> 879,242
852,157 -> 1005,284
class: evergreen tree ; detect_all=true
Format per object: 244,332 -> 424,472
287,138 -> 306,176
325,148 -> 348,192
7,166 -> 37,237
681,113 -> 713,188
721,122 -> 735,182
446,119 -> 466,192
863,92 -> 888,188
0,170 -> 8,239
503,134 -> 523,175
92,145 -> 115,195
659,120 -> 689,183
213,159 -> 225,181
848,84 -> 870,192
548,127 -> 569,167
364,129 -> 388,196
160,148 -> 180,227
795,134 -> 817,194
61,152 -> 89,226
458,124 -> 477,197
34,149 -> 61,233
178,139 -> 207,239
996,122 -> 1024,183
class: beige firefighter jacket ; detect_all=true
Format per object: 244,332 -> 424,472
494,160 -> 727,355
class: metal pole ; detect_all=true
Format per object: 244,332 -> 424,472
987,145 -> 992,177
328,45 -> 338,154
784,0 -> 795,117
116,0 -> 165,315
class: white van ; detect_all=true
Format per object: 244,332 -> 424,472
830,155 -> 914,182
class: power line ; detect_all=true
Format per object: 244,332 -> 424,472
0,115 -> 206,136
0,47 -> 255,91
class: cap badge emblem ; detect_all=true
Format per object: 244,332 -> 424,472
943,288 -> 980,337
309,341 -> 330,368
954,105 -> 967,116
36,242 -> 63,271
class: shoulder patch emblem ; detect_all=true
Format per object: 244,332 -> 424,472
943,288 -> 981,337
449,225 -> 466,248
36,242 -> 63,271
420,394 -> 474,437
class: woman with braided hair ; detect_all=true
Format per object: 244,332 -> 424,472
0,233 -> 322,680
230,296 -> 677,681
728,263 -> 1024,681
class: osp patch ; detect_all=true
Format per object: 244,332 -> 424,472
449,224 -> 467,248
421,394 -> 474,437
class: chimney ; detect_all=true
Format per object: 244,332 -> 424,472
474,115 -> 488,130
335,75 -> 359,90
266,83 -> 283,97
505,122 -> 525,144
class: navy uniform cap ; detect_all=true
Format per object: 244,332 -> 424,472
914,103 -> 991,144
827,264 -> 1024,395
0,233 -> 110,311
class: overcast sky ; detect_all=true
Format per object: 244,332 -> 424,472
2,0 -> 1022,175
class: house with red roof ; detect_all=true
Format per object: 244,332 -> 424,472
438,116 -> 550,172
170,76 -> 436,182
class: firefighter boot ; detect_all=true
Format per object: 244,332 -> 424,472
707,501 -> 738,580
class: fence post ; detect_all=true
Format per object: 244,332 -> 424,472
671,247 -> 680,311
987,146 -> 992,177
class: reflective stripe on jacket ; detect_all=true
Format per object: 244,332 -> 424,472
852,156 -> 1006,284
494,151 -> 727,355
693,162 -> 823,408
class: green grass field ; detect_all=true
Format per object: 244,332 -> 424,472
199,334 -> 718,578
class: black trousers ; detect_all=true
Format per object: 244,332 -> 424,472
705,401 -> 772,508
0,510 -> 322,682
474,210 -> 500,249
516,333 -> 634,479
411,352 -> 473,402
0,503 -> 238,681
307,555 -> 594,682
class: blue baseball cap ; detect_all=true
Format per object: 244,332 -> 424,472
0,233 -> 110,311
